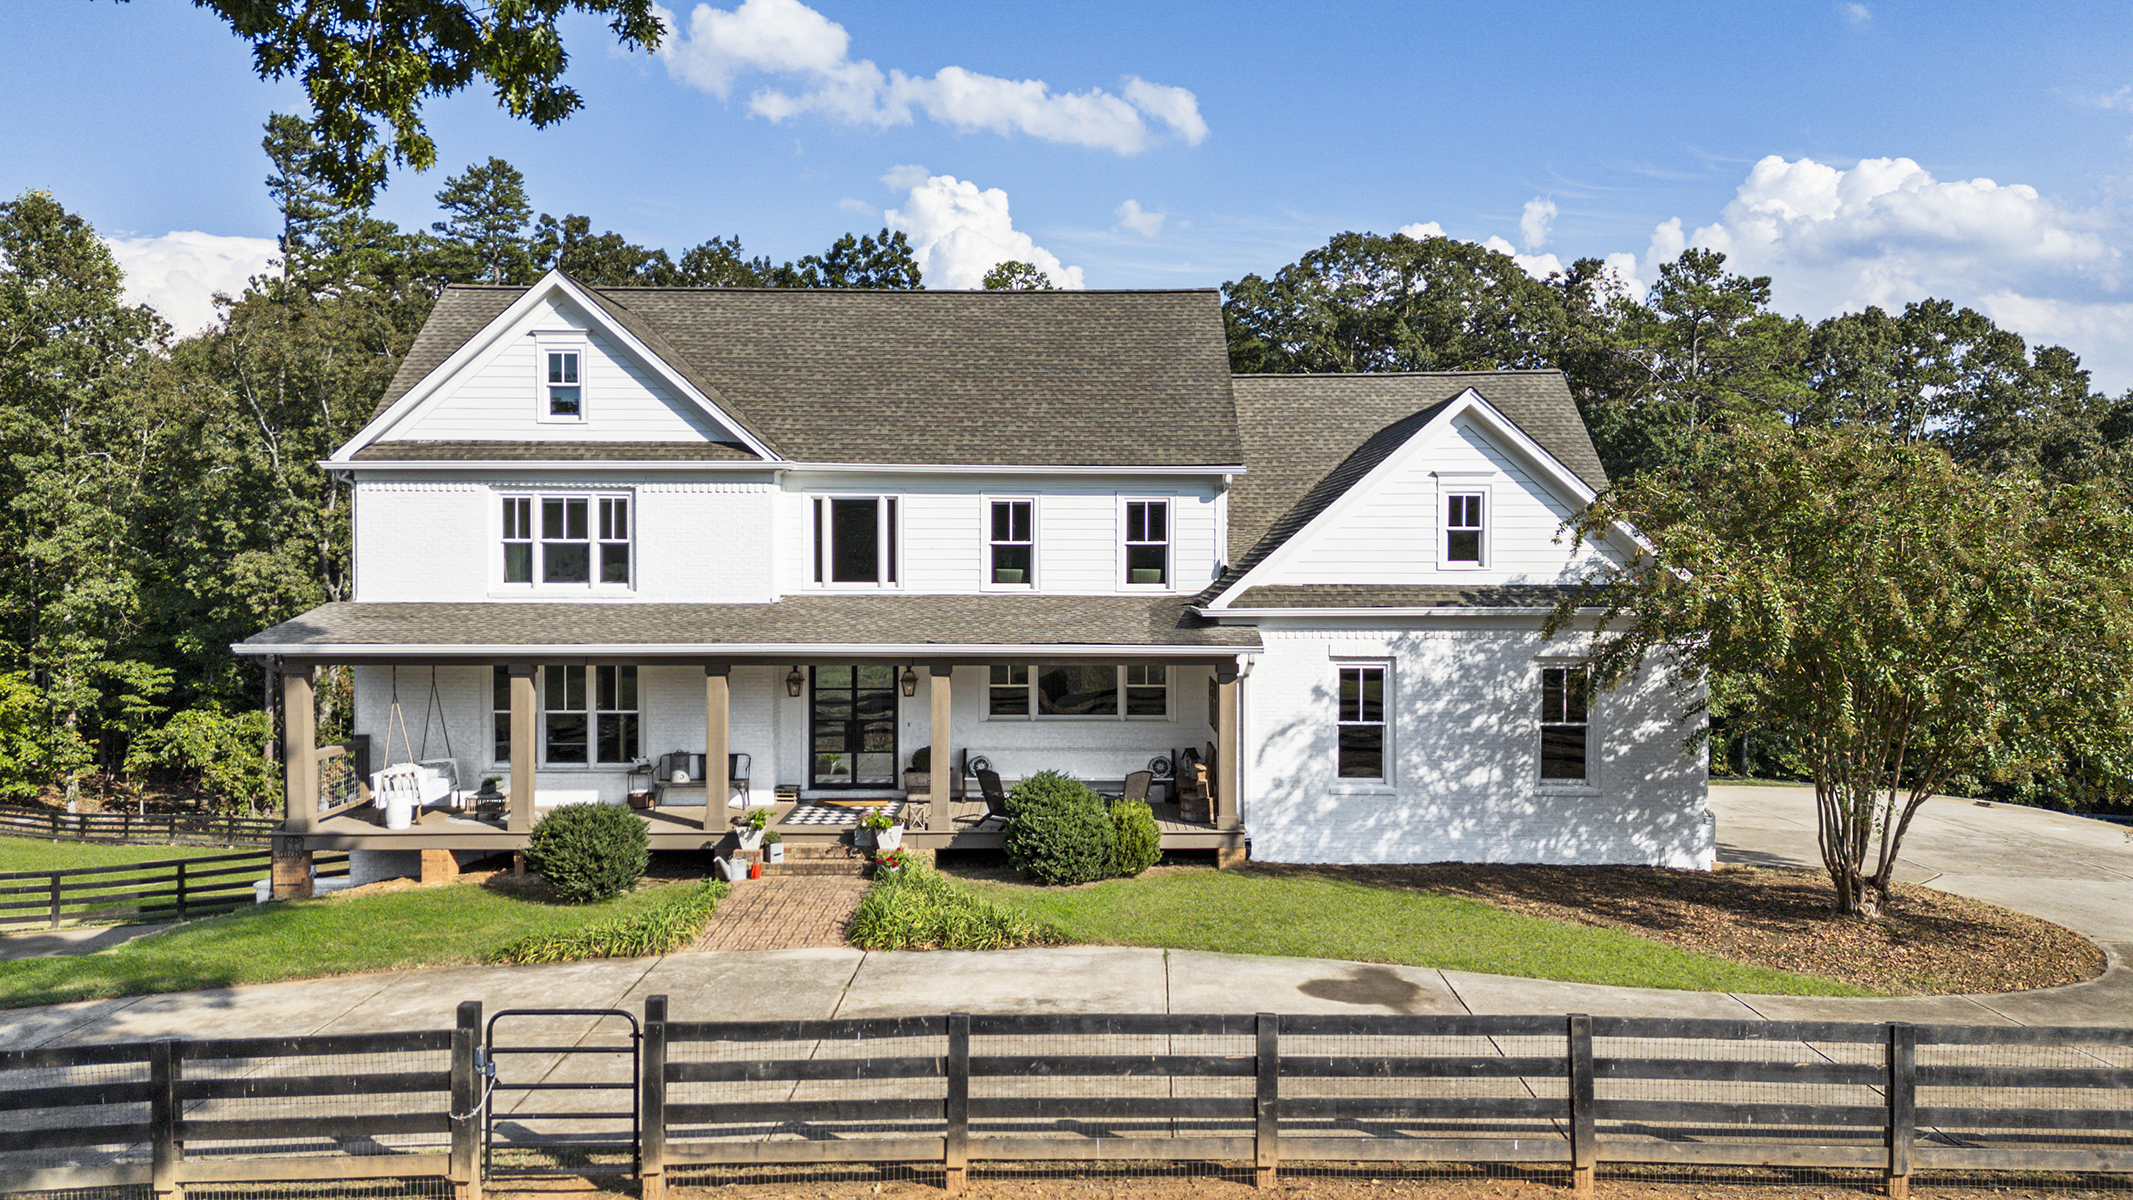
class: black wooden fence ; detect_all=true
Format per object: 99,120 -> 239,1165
0,805 -> 278,847
0,851 -> 350,930
1,1002 -> 2128,1200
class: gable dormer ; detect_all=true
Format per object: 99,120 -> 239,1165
333,272 -> 777,462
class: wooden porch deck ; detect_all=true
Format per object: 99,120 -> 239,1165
301,794 -> 1244,852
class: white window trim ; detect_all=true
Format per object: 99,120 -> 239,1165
1535,657 -> 1599,792
492,487 -> 636,595
533,331 -> 589,425
1437,477 -> 1492,571
1331,657 -> 1395,792
982,663 -> 1174,722
981,494 -> 1039,591
490,664 -> 645,770
808,493 -> 902,591
1118,495 -> 1176,592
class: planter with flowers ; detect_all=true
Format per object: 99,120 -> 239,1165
873,848 -> 909,877
736,806 -> 770,851
859,806 -> 903,852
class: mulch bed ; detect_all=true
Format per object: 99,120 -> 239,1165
1244,861 -> 2106,995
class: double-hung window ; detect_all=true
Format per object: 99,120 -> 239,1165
1123,499 -> 1170,587
988,499 -> 1034,587
501,493 -> 632,588
534,334 -> 587,423
987,664 -> 1171,720
1336,665 -> 1387,780
1445,492 -> 1485,565
504,664 -> 640,767
1540,666 -> 1590,782
812,496 -> 898,586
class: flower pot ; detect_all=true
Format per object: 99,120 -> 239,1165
855,828 -> 875,850
767,842 -> 784,863
876,825 -> 904,852
903,770 -> 929,794
736,828 -> 764,851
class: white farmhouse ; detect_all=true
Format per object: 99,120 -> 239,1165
236,272 -> 1709,891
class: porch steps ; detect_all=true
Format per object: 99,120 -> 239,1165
761,841 -> 869,877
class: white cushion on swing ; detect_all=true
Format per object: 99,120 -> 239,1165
372,761 -> 458,808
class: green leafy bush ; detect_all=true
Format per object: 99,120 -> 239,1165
492,880 -> 726,963
1002,771 -> 1113,885
847,859 -> 1056,951
123,706 -> 278,811
0,674 -> 49,803
1109,800 -> 1162,877
523,803 -> 649,902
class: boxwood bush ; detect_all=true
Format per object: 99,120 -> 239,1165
1109,799 -> 1162,877
524,802 -> 650,902
1002,771 -> 1113,885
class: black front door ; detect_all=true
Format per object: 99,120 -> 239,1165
810,664 -> 898,788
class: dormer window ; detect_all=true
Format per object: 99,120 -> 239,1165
534,333 -> 587,423
1441,485 -> 1489,568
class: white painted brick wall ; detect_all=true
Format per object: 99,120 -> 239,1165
1241,620 -> 1711,867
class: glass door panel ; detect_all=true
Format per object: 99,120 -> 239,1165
810,664 -> 899,788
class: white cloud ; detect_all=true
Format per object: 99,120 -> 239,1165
879,163 -> 930,191
1396,221 -> 1445,240
836,197 -> 877,215
883,173 -> 1084,290
653,0 -> 1207,154
105,230 -> 277,338
1519,197 -> 1557,251
1115,199 -> 1165,238
1483,235 -> 1564,281
1837,2 -> 1871,25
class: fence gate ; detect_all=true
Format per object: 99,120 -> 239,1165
483,1007 -> 642,1181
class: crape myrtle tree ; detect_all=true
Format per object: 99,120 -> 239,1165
1549,423 -> 2133,916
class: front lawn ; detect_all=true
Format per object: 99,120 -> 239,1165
0,875 -> 703,1008
961,864 -> 1874,996
0,835 -> 254,875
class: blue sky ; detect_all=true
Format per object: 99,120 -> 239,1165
10,0 -> 2133,385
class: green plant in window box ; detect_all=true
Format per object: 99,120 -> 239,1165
762,828 -> 784,863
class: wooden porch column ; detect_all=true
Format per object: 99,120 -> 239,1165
508,664 -> 537,834
281,664 -> 318,835
705,663 -> 731,809
929,665 -> 953,803
1215,665 -> 1246,866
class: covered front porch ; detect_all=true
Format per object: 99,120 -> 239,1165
245,596 -> 1259,885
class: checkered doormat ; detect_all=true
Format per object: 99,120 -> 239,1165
780,801 -> 904,826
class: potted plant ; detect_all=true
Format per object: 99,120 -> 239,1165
736,806 -> 770,851
903,746 -> 930,795
860,806 -> 903,852
873,848 -> 908,876
763,829 -> 784,864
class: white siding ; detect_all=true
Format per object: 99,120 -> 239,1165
1256,416 -> 1621,588
384,295 -> 741,444
354,475 -> 778,603
1241,620 -> 1711,867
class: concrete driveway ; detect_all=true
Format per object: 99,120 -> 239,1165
1,785 -> 2126,1047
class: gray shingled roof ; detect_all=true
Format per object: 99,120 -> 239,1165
1208,372 -> 1607,601
236,596 -> 1259,655
1227,584 -> 1586,610
349,441 -> 761,462
365,283 -> 1242,468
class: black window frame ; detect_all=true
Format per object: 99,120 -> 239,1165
1336,664 -> 1388,781
985,663 -> 1172,721
1540,665 -> 1591,782
524,663 -> 641,768
812,495 -> 899,587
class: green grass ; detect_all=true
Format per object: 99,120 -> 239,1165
966,867 -> 1874,996
0,877 -> 702,1008
0,834 -> 254,874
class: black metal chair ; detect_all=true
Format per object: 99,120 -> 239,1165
1121,770 -> 1153,805
727,752 -> 752,808
972,768 -> 1011,828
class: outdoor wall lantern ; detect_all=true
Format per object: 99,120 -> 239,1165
786,666 -> 805,697
900,665 -> 919,697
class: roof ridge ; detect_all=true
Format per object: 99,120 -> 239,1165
1232,369 -> 1567,379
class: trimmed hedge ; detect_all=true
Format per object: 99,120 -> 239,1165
846,860 -> 1056,950
1110,800 -> 1162,877
524,802 -> 650,902
492,880 -> 727,963
1002,771 -> 1113,885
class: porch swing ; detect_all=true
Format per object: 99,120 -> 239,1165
370,667 -> 464,830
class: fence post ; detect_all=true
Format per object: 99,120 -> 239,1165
1255,1012 -> 1281,1189
48,875 -> 61,931
450,1000 -> 483,1200
1568,1013 -> 1596,1197
1886,1022 -> 1915,1199
642,995 -> 668,1200
150,1039 -> 182,1200
944,1012 -> 970,1195
175,861 -> 188,920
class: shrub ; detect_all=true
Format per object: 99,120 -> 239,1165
1002,770 -> 1113,885
122,706 -> 277,811
1109,800 -> 1162,877
493,880 -> 726,963
524,803 -> 650,902
847,859 -> 1057,950
908,745 -> 930,772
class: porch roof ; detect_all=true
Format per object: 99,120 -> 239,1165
235,595 -> 1261,659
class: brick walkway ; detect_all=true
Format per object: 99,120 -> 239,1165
689,873 -> 868,951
